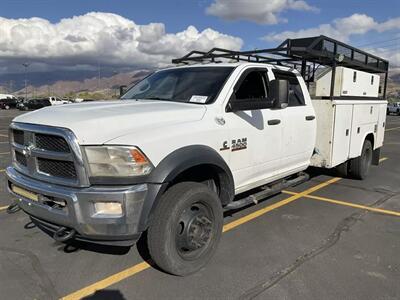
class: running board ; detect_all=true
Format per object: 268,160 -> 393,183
224,172 -> 309,211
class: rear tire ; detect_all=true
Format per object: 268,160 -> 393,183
349,140 -> 373,180
335,161 -> 349,177
147,182 -> 223,276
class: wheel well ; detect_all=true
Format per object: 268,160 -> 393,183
167,164 -> 232,206
365,133 -> 374,149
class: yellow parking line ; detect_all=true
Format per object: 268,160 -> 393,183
0,206 -> 8,212
379,157 -> 388,162
0,169 -> 5,173
61,262 -> 151,300
283,191 -> 400,217
386,126 -> 400,132
61,177 -> 341,300
0,134 -> 8,137
223,177 -> 341,232
0,152 -> 10,155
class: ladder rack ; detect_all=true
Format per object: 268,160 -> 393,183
172,35 -> 389,99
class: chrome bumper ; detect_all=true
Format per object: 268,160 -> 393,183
6,167 -> 148,245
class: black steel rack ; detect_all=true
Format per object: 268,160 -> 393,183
172,35 -> 389,99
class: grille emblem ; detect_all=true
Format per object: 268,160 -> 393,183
22,144 -> 35,158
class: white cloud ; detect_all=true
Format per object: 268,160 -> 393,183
370,48 -> 400,68
263,14 -> 399,43
206,0 -> 318,24
378,17 -> 400,32
0,12 -> 243,73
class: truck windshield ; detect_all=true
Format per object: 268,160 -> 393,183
121,67 -> 234,104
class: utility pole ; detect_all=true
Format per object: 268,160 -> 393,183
22,63 -> 30,101
97,62 -> 101,91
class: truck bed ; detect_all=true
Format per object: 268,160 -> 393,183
310,99 -> 387,168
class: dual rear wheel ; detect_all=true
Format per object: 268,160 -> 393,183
336,139 -> 373,179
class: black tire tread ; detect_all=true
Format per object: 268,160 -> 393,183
349,140 -> 372,180
147,182 -> 223,276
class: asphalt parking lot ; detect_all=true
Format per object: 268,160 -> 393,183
1,109 -> 400,300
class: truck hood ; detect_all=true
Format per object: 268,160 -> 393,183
14,100 -> 207,144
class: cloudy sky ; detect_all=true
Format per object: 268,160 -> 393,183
0,0 -> 399,75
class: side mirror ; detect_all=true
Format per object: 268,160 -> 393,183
270,79 -> 289,109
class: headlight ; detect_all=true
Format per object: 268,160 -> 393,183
84,146 -> 153,177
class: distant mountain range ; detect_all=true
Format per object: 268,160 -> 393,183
0,68 -> 399,100
0,69 -> 152,99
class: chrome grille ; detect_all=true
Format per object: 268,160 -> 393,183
35,133 -> 70,152
9,123 -> 89,187
37,158 -> 77,179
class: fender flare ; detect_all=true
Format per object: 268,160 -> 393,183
359,132 -> 375,154
138,145 -> 235,231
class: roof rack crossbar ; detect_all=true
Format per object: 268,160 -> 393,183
172,35 -> 389,74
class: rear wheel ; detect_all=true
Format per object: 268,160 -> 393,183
349,140 -> 373,179
147,182 -> 223,276
335,161 -> 349,177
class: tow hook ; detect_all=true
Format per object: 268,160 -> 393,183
6,202 -> 21,214
53,226 -> 76,242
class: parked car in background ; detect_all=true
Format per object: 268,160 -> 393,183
0,93 -> 17,100
387,102 -> 400,115
15,100 -> 25,110
18,98 -> 51,110
48,96 -> 70,105
0,97 -> 18,109
73,98 -> 95,103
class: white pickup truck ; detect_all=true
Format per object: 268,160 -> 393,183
6,36 -> 389,275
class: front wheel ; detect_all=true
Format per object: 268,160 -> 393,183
349,140 -> 372,180
147,182 -> 223,276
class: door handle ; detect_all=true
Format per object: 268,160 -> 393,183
267,119 -> 281,125
305,115 -> 315,121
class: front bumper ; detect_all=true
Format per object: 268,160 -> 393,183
6,167 -> 151,246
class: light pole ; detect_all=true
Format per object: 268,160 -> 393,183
22,63 -> 30,101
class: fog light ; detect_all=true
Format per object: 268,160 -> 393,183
94,202 -> 122,216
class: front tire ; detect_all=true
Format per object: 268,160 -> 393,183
349,140 -> 373,179
147,182 -> 223,276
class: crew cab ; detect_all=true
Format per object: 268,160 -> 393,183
5,36 -> 389,276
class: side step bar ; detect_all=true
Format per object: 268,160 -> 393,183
224,172 -> 309,211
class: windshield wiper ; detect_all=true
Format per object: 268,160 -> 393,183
141,97 -> 171,101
